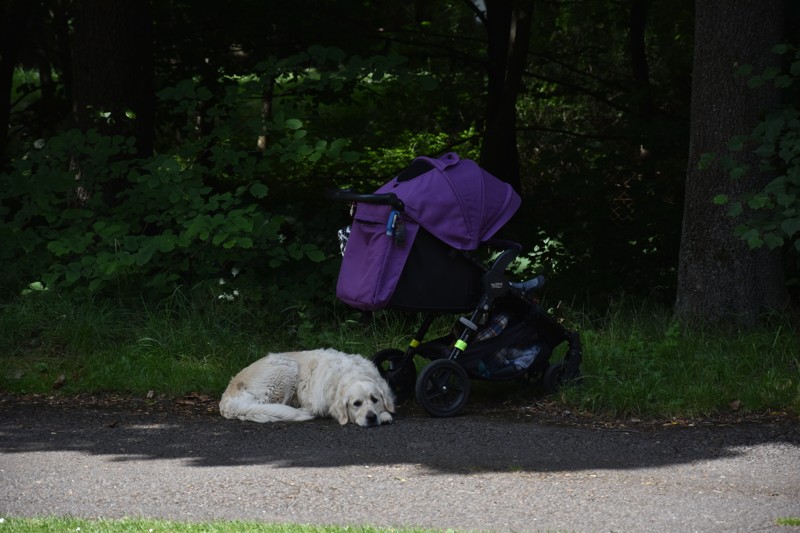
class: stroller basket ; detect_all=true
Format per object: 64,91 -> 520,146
332,153 -> 582,417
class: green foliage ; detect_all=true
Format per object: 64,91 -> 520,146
0,127 -> 290,297
0,46 -> 437,301
501,230 -> 573,282
711,45 -> 800,256
3,2 -> 706,305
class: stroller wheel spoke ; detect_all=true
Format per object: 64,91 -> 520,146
429,371 -> 452,391
416,359 -> 470,417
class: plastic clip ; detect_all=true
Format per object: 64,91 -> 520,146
385,209 -> 398,236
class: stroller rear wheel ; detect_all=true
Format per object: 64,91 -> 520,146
543,360 -> 582,394
372,349 -> 417,404
415,359 -> 470,417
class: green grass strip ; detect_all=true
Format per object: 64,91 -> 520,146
0,517 -> 435,533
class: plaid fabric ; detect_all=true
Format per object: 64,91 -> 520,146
474,312 -> 510,342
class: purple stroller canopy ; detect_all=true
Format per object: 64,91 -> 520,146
374,153 -> 521,250
336,152 -> 522,311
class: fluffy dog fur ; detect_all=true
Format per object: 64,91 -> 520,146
219,348 -> 395,427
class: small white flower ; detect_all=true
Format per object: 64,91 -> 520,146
218,278 -> 226,285
34,138 -> 46,149
231,266 -> 241,277
233,290 -> 239,296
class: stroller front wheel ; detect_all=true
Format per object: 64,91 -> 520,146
415,359 -> 470,418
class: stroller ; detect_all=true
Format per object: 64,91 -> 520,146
332,152 -> 582,417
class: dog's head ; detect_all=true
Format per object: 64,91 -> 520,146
332,379 -> 395,427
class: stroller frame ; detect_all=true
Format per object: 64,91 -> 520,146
333,189 -> 583,418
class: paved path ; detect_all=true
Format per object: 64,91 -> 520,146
1,398 -> 798,532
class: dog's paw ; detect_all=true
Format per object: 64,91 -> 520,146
379,411 -> 393,424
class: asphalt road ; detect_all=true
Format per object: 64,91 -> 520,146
1,396 -> 798,532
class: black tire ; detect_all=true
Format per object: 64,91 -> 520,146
415,358 -> 470,417
372,348 -> 417,404
543,360 -> 581,394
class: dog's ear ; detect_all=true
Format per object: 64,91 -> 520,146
330,397 -> 350,425
381,383 -> 396,414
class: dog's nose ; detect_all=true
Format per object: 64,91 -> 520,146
366,412 -> 378,425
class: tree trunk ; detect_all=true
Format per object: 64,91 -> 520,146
0,0 -> 34,163
53,0 -> 74,113
629,0 -> 653,124
70,0 -> 154,208
71,0 -> 154,159
479,0 -> 533,192
675,0 -> 787,327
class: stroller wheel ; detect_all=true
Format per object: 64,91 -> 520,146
372,349 -> 417,404
543,360 -> 582,394
415,359 -> 470,418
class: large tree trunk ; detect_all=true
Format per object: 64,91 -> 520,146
479,0 -> 533,192
675,0 -> 787,327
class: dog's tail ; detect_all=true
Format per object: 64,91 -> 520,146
219,395 -> 314,423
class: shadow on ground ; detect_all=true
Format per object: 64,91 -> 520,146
1,392 -> 797,474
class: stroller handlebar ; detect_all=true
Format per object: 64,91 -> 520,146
329,190 -> 405,211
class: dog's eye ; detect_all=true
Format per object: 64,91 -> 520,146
370,395 -> 378,404
353,400 -> 362,407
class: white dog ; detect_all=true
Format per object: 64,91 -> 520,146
219,348 -> 395,427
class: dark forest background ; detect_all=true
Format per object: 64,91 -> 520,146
2,0 -> 798,327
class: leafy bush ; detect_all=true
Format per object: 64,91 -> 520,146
711,45 -> 800,287
0,46 -> 435,303
0,126 -> 307,299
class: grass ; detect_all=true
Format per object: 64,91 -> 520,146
0,517 -> 436,532
0,289 -> 434,399
558,301 -> 800,419
1,289 -> 798,420
1,515 -> 796,533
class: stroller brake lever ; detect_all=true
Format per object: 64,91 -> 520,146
510,275 -> 546,294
